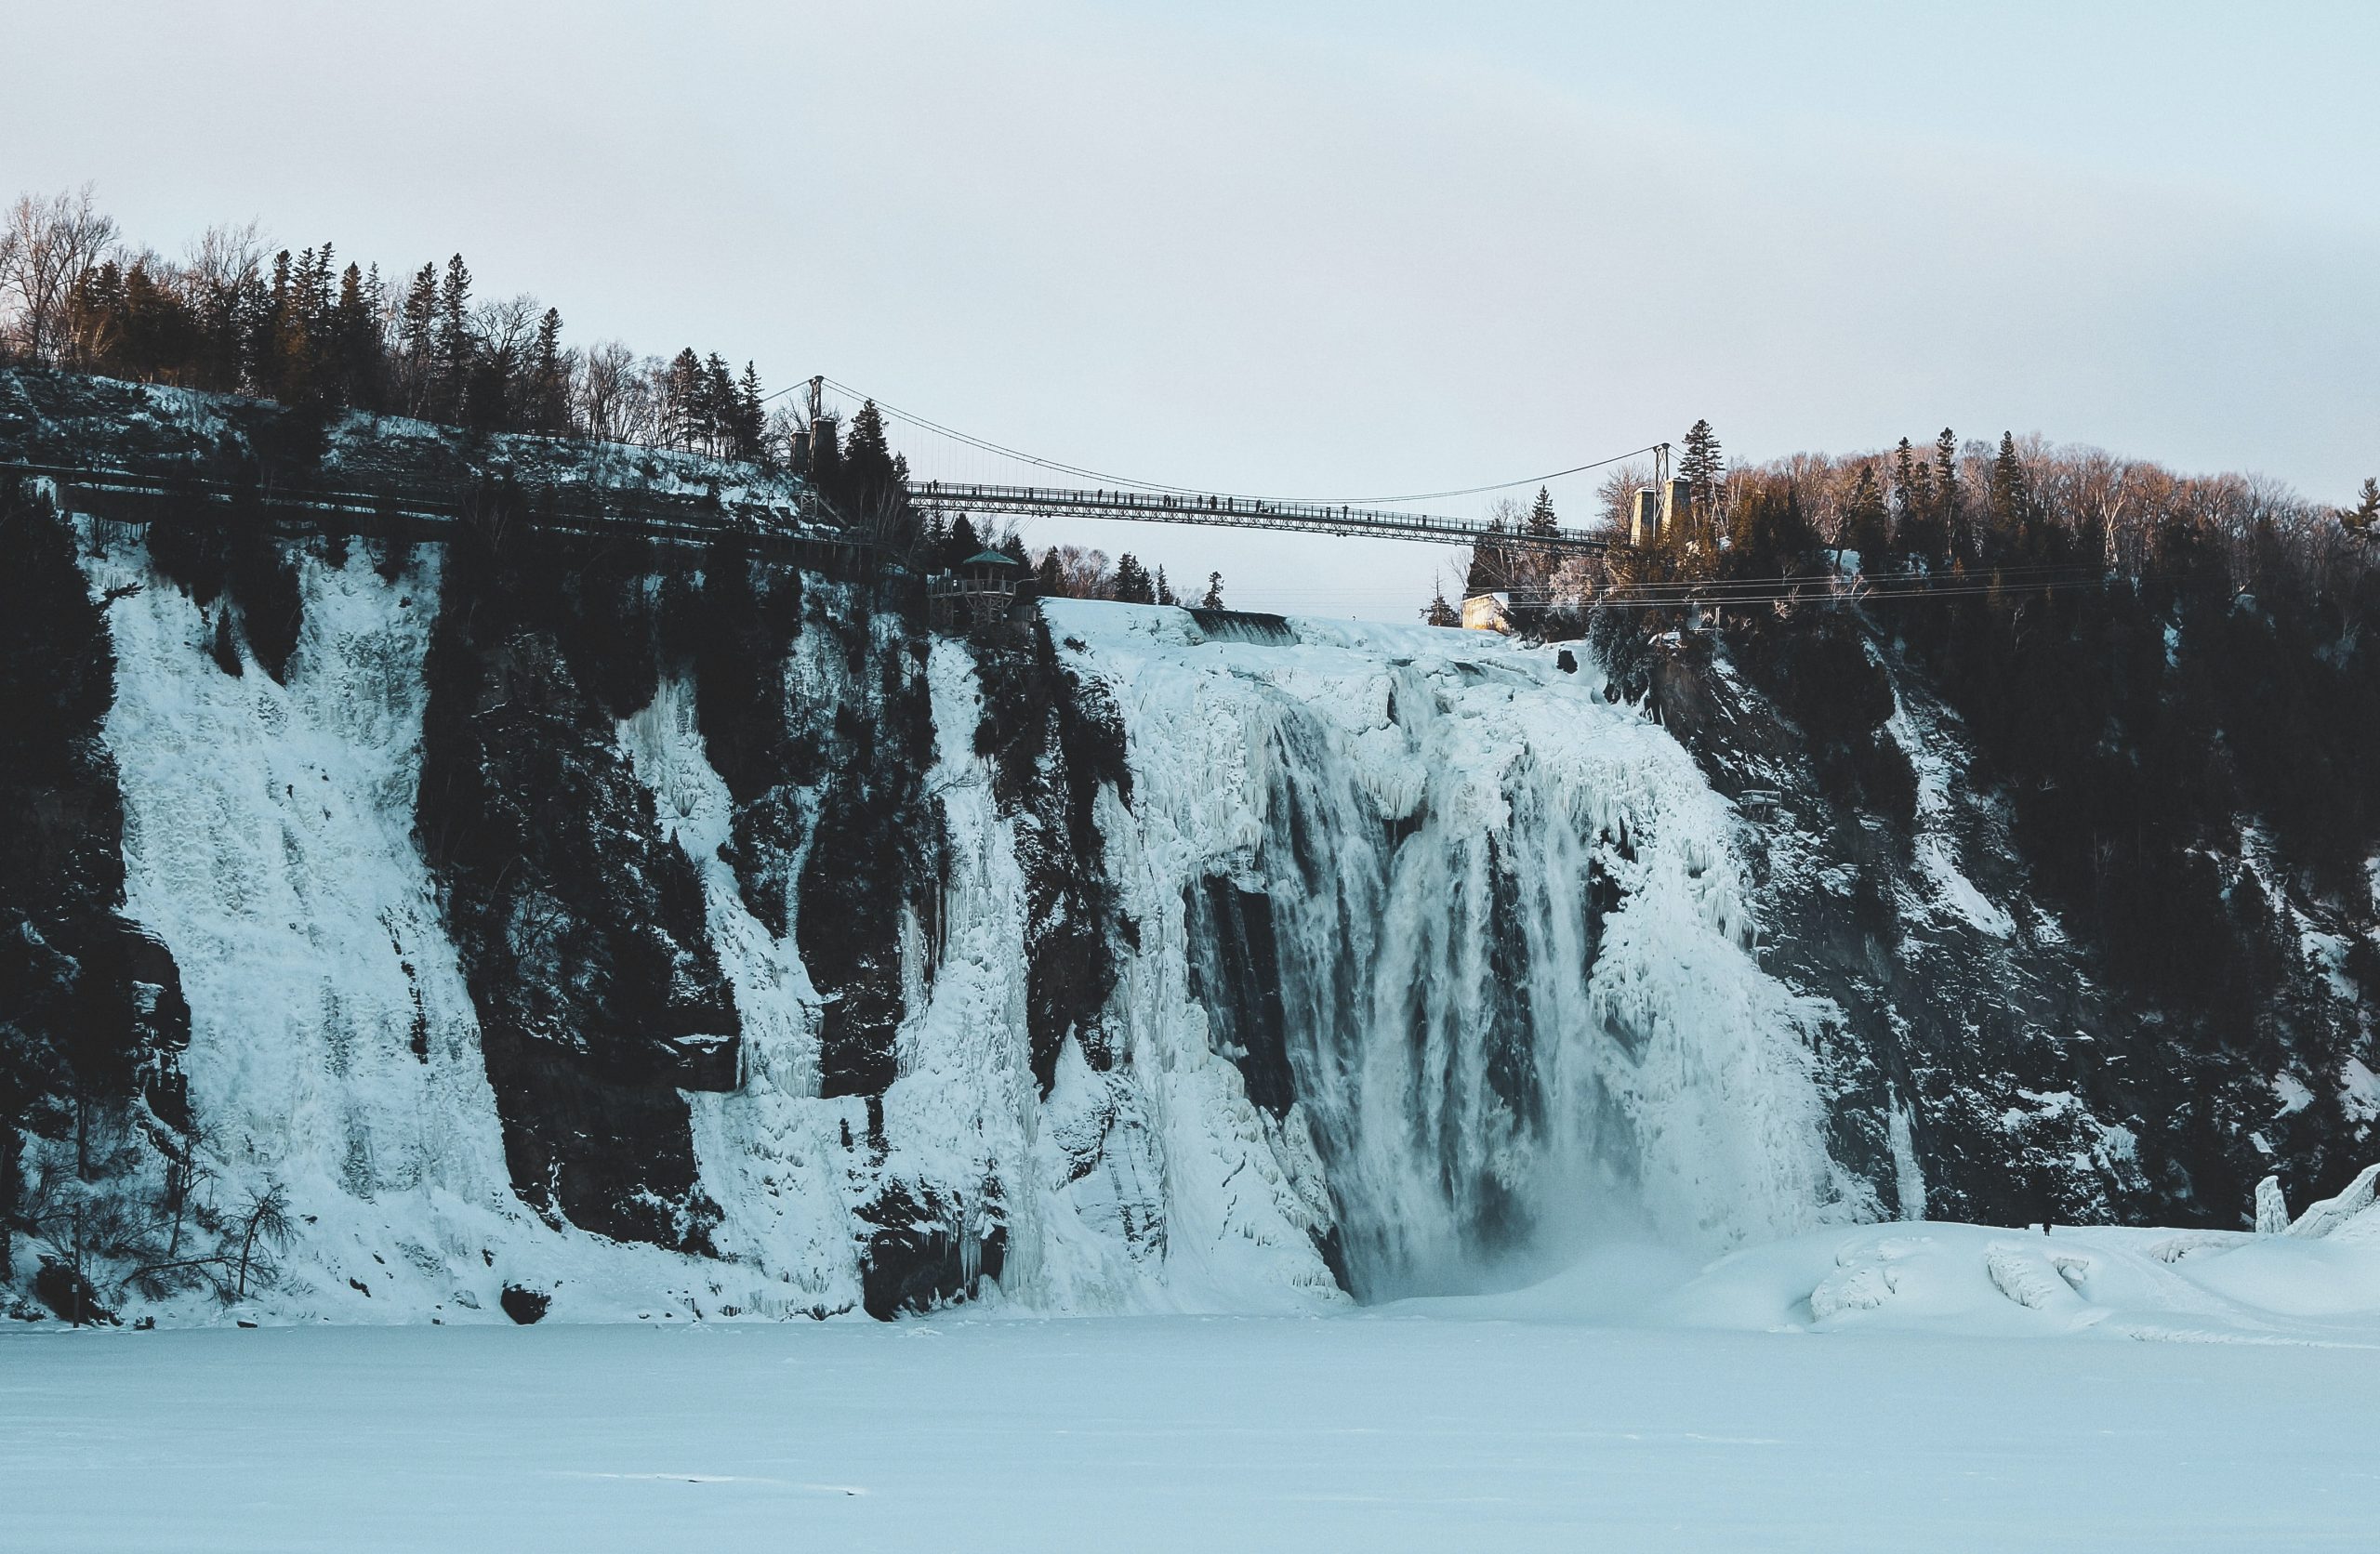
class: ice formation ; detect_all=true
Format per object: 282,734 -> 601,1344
51,538 -> 1868,1323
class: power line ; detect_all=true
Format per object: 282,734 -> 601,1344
1492,560 -> 2116,600
1493,575 -> 2119,611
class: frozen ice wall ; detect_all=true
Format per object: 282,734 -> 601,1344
64,528 -> 1862,1322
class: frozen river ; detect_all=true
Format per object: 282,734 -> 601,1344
7,1300 -> 2377,1552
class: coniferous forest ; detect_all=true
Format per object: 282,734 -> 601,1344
0,186 -> 776,458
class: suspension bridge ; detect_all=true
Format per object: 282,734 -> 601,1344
792,376 -> 1649,560
787,381 -> 2122,618
904,481 -> 1613,554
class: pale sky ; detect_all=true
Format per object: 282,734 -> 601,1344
7,1 -> 2376,619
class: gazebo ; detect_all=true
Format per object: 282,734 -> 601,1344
932,548 -> 1025,630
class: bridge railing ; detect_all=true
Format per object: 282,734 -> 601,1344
908,481 -> 1611,554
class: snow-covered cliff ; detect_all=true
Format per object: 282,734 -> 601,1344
7,502 -> 1880,1324
13,374 -> 2367,1326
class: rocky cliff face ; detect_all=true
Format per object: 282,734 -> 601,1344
1623,612 -> 2374,1232
5,378 -> 2372,1325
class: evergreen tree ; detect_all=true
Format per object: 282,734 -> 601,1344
463,336 -> 514,432
1988,431 -> 2030,550
1934,427 -> 1964,560
1526,486 -> 1559,537
295,244 -> 336,394
527,307 -> 569,434
399,261 -> 438,414
837,400 -> 903,515
332,262 -> 378,409
661,349 -> 702,449
1201,571 -> 1224,609
1155,565 -> 1175,606
1678,419 -> 1725,538
1422,587 -> 1460,626
942,513 -> 981,573
704,353 -> 736,455
2345,478 -> 2380,534
432,255 -> 474,423
1113,552 -> 1155,604
1895,438 -> 1943,566
1036,547 -> 1064,598
1721,480 -> 1820,579
106,259 -> 197,382
257,248 -> 298,400
735,362 -> 766,461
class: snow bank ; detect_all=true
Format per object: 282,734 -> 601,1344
1656,1204 -> 2380,1343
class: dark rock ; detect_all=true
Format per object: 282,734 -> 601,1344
32,1259 -> 114,1325
1186,608 -> 1297,646
794,595 -> 943,1100
416,507 -> 736,1252
499,1285 -> 550,1324
1184,878 -> 1295,1117
0,476 -> 192,1280
857,1180 -> 1006,1319
971,613 -> 1131,1091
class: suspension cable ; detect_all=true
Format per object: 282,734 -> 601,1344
805,375 -> 1664,508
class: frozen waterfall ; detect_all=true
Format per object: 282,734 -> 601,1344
1058,602 -> 1865,1298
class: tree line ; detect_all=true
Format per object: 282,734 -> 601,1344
0,185 -> 782,461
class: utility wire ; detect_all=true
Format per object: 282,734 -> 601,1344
1496,560 -> 2117,600
1495,575 -> 2118,610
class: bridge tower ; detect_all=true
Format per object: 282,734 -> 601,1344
1630,442 -> 1682,547
793,375 -> 834,476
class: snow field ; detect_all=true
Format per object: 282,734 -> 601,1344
6,1306 -> 2378,1553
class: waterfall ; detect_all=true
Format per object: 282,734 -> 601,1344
1066,602 -> 1863,1298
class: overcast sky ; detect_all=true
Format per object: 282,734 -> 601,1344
8,1 -> 2376,618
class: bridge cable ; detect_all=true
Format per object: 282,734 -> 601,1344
808,375 -> 1666,510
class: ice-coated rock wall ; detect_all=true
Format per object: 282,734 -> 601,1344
35,532 -> 1868,1324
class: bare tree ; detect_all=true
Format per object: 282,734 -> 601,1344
1,184 -> 121,362
1594,459 -> 1654,533
581,350 -> 667,448
183,218 -> 268,295
473,293 -> 543,364
575,339 -> 639,442
232,1182 -> 292,1298
1051,545 -> 1113,598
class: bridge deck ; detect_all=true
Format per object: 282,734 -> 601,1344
908,481 -> 1611,554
